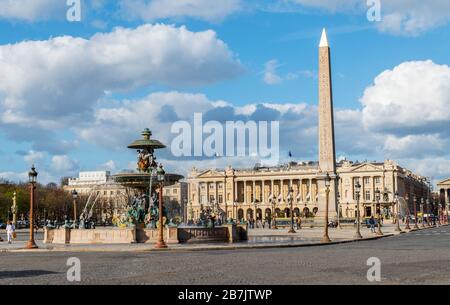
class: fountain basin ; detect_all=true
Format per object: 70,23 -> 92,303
44,224 -> 248,245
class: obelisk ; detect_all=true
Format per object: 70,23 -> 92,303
317,29 -> 338,221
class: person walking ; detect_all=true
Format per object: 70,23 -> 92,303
369,216 -> 376,233
6,221 -> 15,244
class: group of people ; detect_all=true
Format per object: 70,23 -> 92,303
0,221 -> 16,244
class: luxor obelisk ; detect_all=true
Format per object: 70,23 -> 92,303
317,29 -> 338,221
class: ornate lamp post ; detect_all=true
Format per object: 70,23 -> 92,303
26,165 -> 38,249
155,164 -> 168,249
413,195 -> 419,230
354,182 -> 363,239
375,188 -> 383,236
445,199 -> 450,224
71,189 -> 78,228
405,194 -> 411,230
420,198 -> 426,228
426,198 -> 432,227
322,173 -> 331,243
394,192 -> 402,232
337,192 -> 342,229
432,198 -> 442,226
287,188 -> 295,234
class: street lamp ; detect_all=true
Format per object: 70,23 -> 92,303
420,198 -> 426,228
26,165 -> 38,249
337,192 -> 342,229
394,192 -> 402,232
71,189 -> 78,228
405,194 -> 411,230
322,173 -> 331,243
287,188 -> 295,234
426,198 -> 432,227
375,188 -> 383,236
155,164 -> 167,249
354,181 -> 363,239
413,195 -> 419,230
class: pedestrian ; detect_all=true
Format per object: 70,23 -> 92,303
369,216 -> 376,233
6,221 -> 15,244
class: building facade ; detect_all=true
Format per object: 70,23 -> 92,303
187,159 -> 430,223
64,171 -> 189,223
163,182 -> 188,221
63,171 -> 129,223
437,178 -> 450,206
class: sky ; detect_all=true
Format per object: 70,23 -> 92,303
0,0 -> 449,186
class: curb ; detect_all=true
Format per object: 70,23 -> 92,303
2,225 -> 447,254
1,233 -> 395,254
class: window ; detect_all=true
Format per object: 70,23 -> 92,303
218,195 -> 223,204
165,189 -> 170,195
173,189 -> 178,194
364,177 -> 370,185
375,177 -> 381,184
218,183 -> 223,189
365,190 -> 371,201
201,183 -> 206,190
209,184 -> 214,189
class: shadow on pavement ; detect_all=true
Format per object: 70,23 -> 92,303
0,270 -> 60,279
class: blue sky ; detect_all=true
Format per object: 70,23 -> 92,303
0,0 -> 450,185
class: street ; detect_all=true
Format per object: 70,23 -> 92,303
1,226 -> 450,285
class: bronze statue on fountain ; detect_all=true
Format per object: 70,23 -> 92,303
113,129 -> 183,228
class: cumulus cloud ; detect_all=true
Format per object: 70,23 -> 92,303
0,0 -> 65,21
288,0 -> 450,35
361,60 -> 450,136
118,0 -> 241,22
0,24 -> 243,133
23,150 -> 45,165
263,59 -> 283,85
51,155 -> 79,173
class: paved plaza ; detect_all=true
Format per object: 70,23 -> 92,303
0,222 -> 413,252
1,224 -> 450,285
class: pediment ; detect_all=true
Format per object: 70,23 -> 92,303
437,178 -> 450,186
196,169 -> 225,178
347,163 -> 381,173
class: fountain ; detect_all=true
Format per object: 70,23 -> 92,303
43,129 -> 248,245
112,128 -> 183,229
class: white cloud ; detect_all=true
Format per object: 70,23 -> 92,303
361,60 -> 450,135
102,160 -> 117,171
263,59 -> 283,85
119,0 -> 241,22
0,0 -> 64,21
51,155 -> 79,173
24,150 -> 45,165
288,0 -> 450,35
0,24 -> 243,133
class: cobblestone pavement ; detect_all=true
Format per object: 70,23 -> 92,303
1,225 -> 450,285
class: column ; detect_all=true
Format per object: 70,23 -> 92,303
244,181 -> 248,205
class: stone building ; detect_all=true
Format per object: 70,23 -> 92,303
187,159 -> 430,222
437,178 -> 450,206
187,30 -> 430,224
63,171 -> 129,222
163,182 -> 188,221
